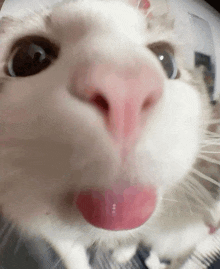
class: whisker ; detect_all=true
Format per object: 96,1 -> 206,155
203,134 -> 220,138
191,168 -> 220,187
202,137 -> 220,141
14,235 -> 23,255
201,142 -> 220,148
205,134 -> 219,138
136,0 -> 142,9
200,151 -> 220,154
160,198 -> 179,202
53,257 -> 63,269
205,130 -> 220,137
0,221 -> 10,239
207,119 -> 220,125
0,223 -> 15,250
181,187 -> 194,215
204,133 -> 220,138
205,136 -> 219,139
202,138 -> 220,141
182,176 -> 214,210
145,6 -> 155,18
198,154 -> 220,165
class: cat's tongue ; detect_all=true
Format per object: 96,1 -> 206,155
76,185 -> 156,230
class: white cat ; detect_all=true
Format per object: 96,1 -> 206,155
0,0 -> 219,268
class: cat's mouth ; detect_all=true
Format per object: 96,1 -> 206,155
75,184 -> 157,231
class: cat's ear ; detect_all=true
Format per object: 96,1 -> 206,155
124,0 -> 151,11
129,0 -> 151,9
123,0 -> 152,17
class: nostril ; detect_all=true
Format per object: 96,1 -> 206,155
142,95 -> 155,111
142,89 -> 162,112
142,98 -> 152,111
91,94 -> 109,116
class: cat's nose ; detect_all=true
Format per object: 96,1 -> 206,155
85,63 -> 164,152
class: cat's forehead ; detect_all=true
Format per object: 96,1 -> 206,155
48,1 -> 147,45
0,0 -> 174,47
51,1 -> 144,29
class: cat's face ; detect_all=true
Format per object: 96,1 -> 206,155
0,0 -> 210,241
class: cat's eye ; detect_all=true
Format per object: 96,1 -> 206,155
155,50 -> 178,79
149,43 -> 178,79
6,36 -> 59,77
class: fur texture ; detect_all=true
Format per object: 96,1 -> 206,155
0,0 -> 219,268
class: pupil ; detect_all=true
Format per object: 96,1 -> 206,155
158,52 -> 174,78
28,44 -> 46,62
33,52 -> 44,62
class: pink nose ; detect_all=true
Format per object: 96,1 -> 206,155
85,63 -> 164,152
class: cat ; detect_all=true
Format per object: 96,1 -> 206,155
0,0 -> 220,268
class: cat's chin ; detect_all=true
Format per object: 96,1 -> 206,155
75,183 -> 157,231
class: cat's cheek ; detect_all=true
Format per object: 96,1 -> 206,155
1,107 -> 33,124
0,81 -> 42,128
135,80 -> 203,189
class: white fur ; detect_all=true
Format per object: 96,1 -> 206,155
145,251 -> 168,269
112,244 -> 137,263
0,0 -> 216,268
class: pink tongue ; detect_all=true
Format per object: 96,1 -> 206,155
76,185 -> 156,230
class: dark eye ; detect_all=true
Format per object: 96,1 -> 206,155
155,50 -> 178,79
6,36 -> 59,77
149,43 -> 178,79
